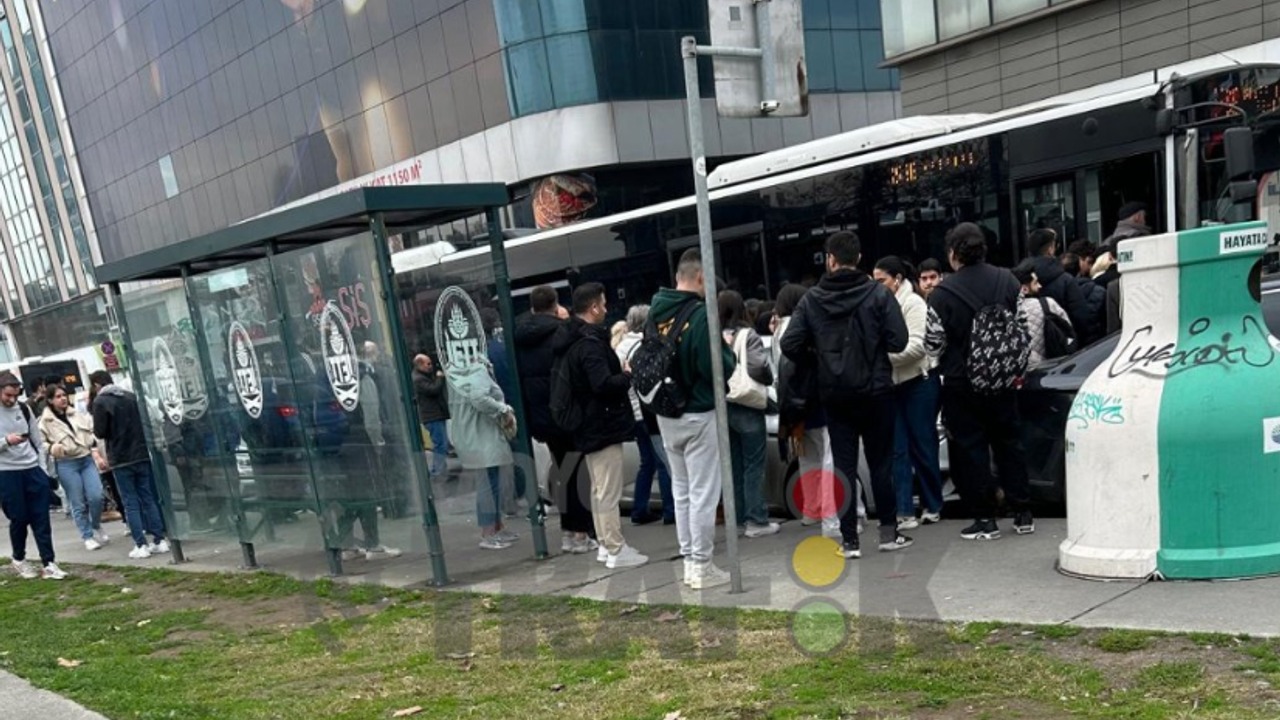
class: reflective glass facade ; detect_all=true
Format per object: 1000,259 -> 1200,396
882,0 -> 1076,57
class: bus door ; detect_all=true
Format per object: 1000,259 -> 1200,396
667,222 -> 769,299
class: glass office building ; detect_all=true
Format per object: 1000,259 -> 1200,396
41,0 -> 900,269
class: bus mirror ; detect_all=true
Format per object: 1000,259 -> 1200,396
1230,180 -> 1258,205
1224,126 -> 1256,180
1155,108 -> 1176,135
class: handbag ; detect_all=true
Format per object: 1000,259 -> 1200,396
726,329 -> 768,410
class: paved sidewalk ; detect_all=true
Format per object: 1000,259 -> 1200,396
0,670 -> 105,720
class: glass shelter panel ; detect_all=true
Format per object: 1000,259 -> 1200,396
272,233 -> 425,558
117,280 -> 241,546
188,262 -> 325,554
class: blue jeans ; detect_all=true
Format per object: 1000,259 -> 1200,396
631,421 -> 673,522
424,420 -> 449,476
727,404 -> 770,526
893,375 -> 945,516
475,466 -> 503,529
56,456 -> 103,541
113,462 -> 167,547
0,466 -> 54,564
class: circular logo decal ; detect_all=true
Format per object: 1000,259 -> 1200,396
228,321 -> 263,419
434,286 -> 486,369
320,301 -> 360,412
152,337 -> 184,425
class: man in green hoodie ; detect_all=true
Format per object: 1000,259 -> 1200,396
648,249 -> 736,590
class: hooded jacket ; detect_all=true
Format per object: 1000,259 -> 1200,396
552,316 -> 635,454
779,268 -> 908,399
513,311 -> 564,443
445,359 -> 513,471
927,262 -> 1022,385
1094,220 -> 1151,292
648,288 -> 736,414
39,405 -> 96,461
91,384 -> 149,468
412,367 -> 449,424
1030,255 -> 1092,341
1075,275 -> 1106,334
888,279 -> 930,385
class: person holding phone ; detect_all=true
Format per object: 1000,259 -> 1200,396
0,371 -> 66,579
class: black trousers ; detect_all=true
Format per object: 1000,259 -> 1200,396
827,393 -> 897,543
547,438 -> 595,537
941,385 -> 1031,519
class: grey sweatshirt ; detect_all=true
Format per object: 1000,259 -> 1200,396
0,402 -> 41,471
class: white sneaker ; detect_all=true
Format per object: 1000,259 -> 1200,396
129,545 -> 152,560
478,535 -> 513,550
42,562 -> 67,580
681,557 -> 694,586
11,559 -> 37,579
596,545 -> 608,563
340,549 -> 364,561
494,529 -> 519,544
95,530 -> 110,544
799,516 -> 820,527
605,544 -> 648,569
568,537 -> 598,554
821,517 -> 842,539
920,511 -> 942,525
150,539 -> 170,554
745,521 -> 781,538
690,562 -> 731,590
897,516 -> 920,531
364,545 -> 402,560
84,538 -> 102,551
561,536 -> 576,553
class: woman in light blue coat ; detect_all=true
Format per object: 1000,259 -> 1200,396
446,356 -> 517,550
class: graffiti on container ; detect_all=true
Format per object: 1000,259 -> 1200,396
1069,392 -> 1125,430
1107,315 -> 1275,379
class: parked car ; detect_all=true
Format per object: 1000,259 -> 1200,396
1018,275 -> 1280,505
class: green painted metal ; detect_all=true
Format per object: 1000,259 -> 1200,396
369,214 -> 451,586
95,185 -> 510,284
1156,220 -> 1280,578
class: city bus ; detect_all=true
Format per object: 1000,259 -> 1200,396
394,55 -> 1280,324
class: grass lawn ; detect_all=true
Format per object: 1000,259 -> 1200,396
2,565 -> 1279,719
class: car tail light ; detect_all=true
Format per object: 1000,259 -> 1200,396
278,405 -> 298,418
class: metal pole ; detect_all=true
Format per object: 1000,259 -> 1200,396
485,208 -> 549,560
682,36 -> 743,593
754,0 -> 776,106
368,214 -> 451,585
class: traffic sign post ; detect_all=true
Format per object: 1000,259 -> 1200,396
681,0 -> 807,594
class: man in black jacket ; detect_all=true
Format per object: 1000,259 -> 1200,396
926,223 -> 1034,541
1027,229 -> 1093,342
89,370 -> 169,559
780,231 -> 911,559
515,286 -> 597,554
553,282 -> 648,569
412,353 -> 450,478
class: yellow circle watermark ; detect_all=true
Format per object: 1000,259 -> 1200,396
790,535 -> 846,591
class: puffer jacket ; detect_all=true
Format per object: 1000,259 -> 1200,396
615,331 -> 644,422
889,279 -> 930,385
1019,293 -> 1070,367
445,359 -> 514,471
39,406 -> 96,460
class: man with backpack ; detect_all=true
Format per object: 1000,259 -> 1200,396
550,282 -> 648,569
1026,229 -> 1092,344
780,232 -> 911,559
925,223 -> 1034,540
641,249 -> 736,590
0,372 -> 66,579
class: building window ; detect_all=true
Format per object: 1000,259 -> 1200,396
937,0 -> 991,41
880,0 -> 937,57
993,0 -> 1048,23
159,155 -> 179,198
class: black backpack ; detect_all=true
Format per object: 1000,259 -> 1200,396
937,282 -> 1029,394
631,299 -> 702,419
548,340 -> 586,434
1037,297 -> 1077,360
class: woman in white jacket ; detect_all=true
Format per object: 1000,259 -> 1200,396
39,385 -> 109,551
873,257 -> 944,530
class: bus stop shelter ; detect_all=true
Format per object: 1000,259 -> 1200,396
94,185 -> 545,585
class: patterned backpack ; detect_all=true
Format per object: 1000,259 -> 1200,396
936,283 -> 1029,393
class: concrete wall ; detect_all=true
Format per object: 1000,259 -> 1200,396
898,0 -> 1280,115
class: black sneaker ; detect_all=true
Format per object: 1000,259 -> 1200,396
879,533 -> 914,552
837,537 -> 861,559
960,519 -> 1001,540
1013,511 -> 1035,535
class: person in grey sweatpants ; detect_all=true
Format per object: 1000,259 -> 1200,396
649,249 -> 737,591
